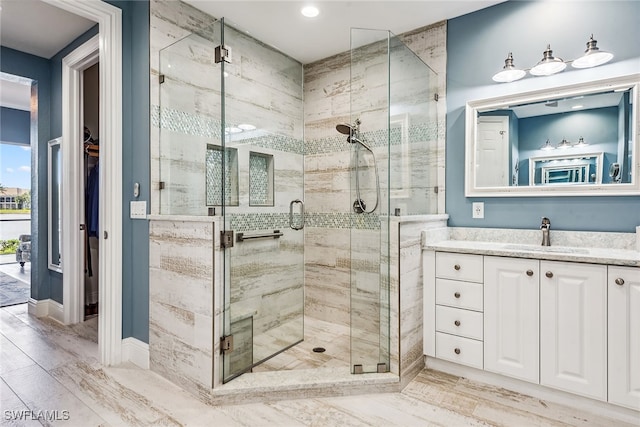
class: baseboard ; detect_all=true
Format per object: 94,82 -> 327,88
426,357 -> 640,425
122,337 -> 149,369
28,298 -> 64,323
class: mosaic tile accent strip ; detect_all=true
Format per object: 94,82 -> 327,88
153,105 -> 222,139
206,145 -> 238,206
226,212 -> 382,232
231,133 -> 304,156
228,213 -> 291,233
305,124 -> 438,155
152,105 -> 303,155
249,152 -> 272,206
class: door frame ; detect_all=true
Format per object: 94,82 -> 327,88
476,115 -> 510,187
61,36 -> 98,325
52,0 -> 123,366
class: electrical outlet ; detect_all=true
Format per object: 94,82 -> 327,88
130,201 -> 147,219
472,202 -> 484,219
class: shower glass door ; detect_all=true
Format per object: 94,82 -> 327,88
221,18 -> 305,382
349,28 -> 392,374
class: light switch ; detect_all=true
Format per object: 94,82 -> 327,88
130,201 -> 147,219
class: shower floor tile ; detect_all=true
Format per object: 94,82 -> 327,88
252,316 -> 350,372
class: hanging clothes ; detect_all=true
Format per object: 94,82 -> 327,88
86,163 -> 99,237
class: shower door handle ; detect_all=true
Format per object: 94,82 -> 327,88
289,199 -> 304,230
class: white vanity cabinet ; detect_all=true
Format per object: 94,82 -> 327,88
434,252 -> 484,369
483,256 -> 539,384
540,260 -> 607,401
608,266 -> 640,411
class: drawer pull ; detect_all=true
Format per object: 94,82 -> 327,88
526,269 -> 534,276
454,264 -> 461,271
454,320 -> 461,327
545,271 -> 553,278
454,348 -> 461,355
615,278 -> 625,286
454,292 -> 461,299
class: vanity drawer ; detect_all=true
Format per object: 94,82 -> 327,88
436,332 -> 483,369
436,278 -> 483,312
436,252 -> 483,283
436,305 -> 483,340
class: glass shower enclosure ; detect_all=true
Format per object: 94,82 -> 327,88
348,29 -> 438,374
157,17 -> 438,385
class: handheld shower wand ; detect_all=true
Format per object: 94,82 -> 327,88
335,120 -> 380,214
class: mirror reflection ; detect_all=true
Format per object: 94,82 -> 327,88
466,75 -> 640,196
476,87 -> 633,188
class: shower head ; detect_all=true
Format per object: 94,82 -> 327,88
336,123 -> 353,135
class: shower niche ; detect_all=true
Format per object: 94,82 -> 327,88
149,1 -> 440,401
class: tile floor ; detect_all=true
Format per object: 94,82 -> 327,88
253,317 -> 349,372
1,303 -> 636,427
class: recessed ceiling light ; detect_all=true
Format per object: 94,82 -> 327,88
238,123 -> 256,131
571,105 -> 584,109
301,5 -> 319,18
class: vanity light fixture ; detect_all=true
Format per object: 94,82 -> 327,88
571,35 -> 613,68
492,52 -> 526,83
494,35 -> 613,83
557,138 -> 572,149
541,139 -> 555,150
530,44 -> 567,76
574,137 -> 589,147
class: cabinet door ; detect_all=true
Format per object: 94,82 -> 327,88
484,256 -> 539,383
608,266 -> 640,410
540,261 -> 607,401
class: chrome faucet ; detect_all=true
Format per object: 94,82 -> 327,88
540,217 -> 551,246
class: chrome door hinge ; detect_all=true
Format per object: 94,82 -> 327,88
220,335 -> 234,354
215,45 -> 232,64
221,230 -> 234,248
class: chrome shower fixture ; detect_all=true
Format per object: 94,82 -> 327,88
335,119 -> 380,214
335,120 -> 371,151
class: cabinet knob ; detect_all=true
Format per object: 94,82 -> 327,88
545,271 -> 553,278
454,320 -> 461,327
454,348 -> 461,355
615,278 -> 625,286
454,264 -> 461,271
454,292 -> 461,299
526,269 -> 534,276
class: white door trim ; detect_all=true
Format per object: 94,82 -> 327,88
52,0 -> 123,366
62,35 -> 98,326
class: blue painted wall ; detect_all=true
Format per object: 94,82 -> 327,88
1,1 -> 150,343
447,1 -> 640,232
0,107 -> 30,144
115,0 -> 150,343
0,47 -> 52,301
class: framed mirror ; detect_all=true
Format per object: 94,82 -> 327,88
48,137 -> 62,272
465,74 -> 639,196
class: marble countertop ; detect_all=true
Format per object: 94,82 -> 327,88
424,240 -> 640,267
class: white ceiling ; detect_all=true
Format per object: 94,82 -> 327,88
0,0 -> 95,59
0,0 -> 96,111
0,0 -> 505,111
185,1 -> 505,64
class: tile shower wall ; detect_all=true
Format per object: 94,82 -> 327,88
302,23 -> 447,330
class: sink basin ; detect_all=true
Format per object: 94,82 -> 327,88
503,244 -> 590,255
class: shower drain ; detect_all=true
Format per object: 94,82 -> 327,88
312,347 -> 326,353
